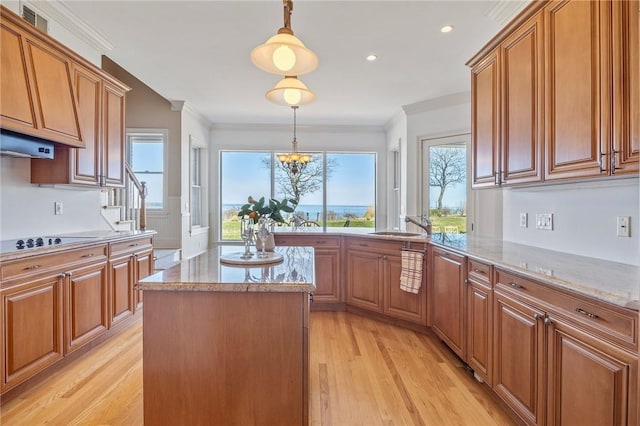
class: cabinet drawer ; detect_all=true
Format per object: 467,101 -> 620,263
1,245 -> 107,282
109,237 -> 153,257
346,237 -> 403,253
274,235 -> 340,248
496,269 -> 637,350
467,259 -> 492,284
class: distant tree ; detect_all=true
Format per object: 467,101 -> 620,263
262,156 -> 337,207
429,147 -> 465,211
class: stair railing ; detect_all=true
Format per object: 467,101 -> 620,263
121,163 -> 147,231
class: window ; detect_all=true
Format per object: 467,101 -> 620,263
421,134 -> 470,234
190,135 -> 208,230
127,130 -> 167,210
220,151 -> 376,240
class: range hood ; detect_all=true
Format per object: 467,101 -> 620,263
0,129 -> 54,159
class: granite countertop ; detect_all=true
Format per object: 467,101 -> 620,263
428,233 -> 639,310
138,245 -> 316,293
0,230 -> 156,262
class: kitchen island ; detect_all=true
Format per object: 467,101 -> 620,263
137,246 -> 315,426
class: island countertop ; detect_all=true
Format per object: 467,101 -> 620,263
138,245 -> 316,293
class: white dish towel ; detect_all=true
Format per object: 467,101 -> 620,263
399,249 -> 424,294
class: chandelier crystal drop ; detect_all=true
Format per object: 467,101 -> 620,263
277,106 -> 311,175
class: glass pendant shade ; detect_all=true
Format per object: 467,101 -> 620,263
266,76 -> 316,106
251,32 -> 319,76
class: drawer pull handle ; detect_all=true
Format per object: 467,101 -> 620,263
25,264 -> 42,270
509,282 -> 522,289
316,240 -> 326,244
82,253 -> 95,258
358,243 -> 368,247
473,268 -> 485,274
575,307 -> 599,319
129,243 -> 139,247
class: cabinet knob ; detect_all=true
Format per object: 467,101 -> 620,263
533,313 -> 541,320
464,279 -> 468,284
544,317 -> 552,326
59,273 -> 67,279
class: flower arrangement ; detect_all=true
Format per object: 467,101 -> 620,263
237,196 -> 298,224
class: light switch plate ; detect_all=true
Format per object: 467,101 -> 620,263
54,202 -> 63,215
617,216 -> 630,237
519,213 -> 528,228
535,213 -> 553,231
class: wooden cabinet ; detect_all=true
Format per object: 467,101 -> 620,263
346,237 -> 427,325
0,5 -> 83,147
31,65 -> 129,187
466,259 -> 493,385
493,268 -> 638,426
346,246 -> 384,313
273,235 -> 341,306
0,274 -> 64,393
611,0 -> 639,175
429,246 -> 466,359
65,261 -> 108,355
544,0 -> 609,181
109,236 -> 154,322
546,315 -> 638,426
468,0 -> 639,187
471,49 -> 500,188
493,287 -> 546,426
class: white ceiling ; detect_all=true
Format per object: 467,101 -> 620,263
40,0 -> 527,126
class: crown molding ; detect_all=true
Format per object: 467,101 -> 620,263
402,91 -> 470,116
211,122 -> 384,134
182,102 -> 215,129
384,109 -> 407,132
23,0 -> 114,53
486,0 -> 530,26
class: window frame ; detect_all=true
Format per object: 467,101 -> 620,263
189,134 -> 208,234
126,128 -> 168,212
218,149 -> 377,241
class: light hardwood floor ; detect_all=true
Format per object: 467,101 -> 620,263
1,311 -> 514,425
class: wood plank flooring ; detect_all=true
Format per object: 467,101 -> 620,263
0,311 -> 514,425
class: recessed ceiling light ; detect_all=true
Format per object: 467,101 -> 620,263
440,25 -> 454,33
366,54 -> 377,62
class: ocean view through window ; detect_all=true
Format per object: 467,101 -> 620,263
220,151 -> 376,240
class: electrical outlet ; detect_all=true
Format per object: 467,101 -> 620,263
535,213 -> 553,230
54,202 -> 63,215
519,213 -> 528,228
617,216 -> 630,237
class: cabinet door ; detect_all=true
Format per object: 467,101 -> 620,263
71,65 -> 102,184
611,0 -> 639,175
134,249 -> 153,310
466,279 -> 493,385
65,262 -> 108,354
346,249 -> 383,313
471,50 -> 501,187
0,20 -> 37,132
544,0 -> 609,180
109,255 -> 134,326
429,248 -> 466,358
493,290 -> 546,426
102,82 -> 126,186
546,315 -> 638,426
24,36 -> 83,147
384,253 -> 426,325
501,13 -> 543,185
1,275 -> 64,393
313,248 -> 341,304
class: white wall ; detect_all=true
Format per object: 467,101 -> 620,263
384,111 -> 407,230
209,124 -> 386,241
503,178 -> 640,265
0,157 -> 108,240
180,106 -> 212,259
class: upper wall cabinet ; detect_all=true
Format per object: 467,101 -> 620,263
468,0 -> 639,188
0,6 -> 83,148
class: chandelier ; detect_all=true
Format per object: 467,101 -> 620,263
251,0 -> 317,106
277,106 -> 311,175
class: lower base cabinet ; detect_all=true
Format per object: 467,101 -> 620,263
109,255 -> 135,326
1,275 -> 64,393
134,249 -> 153,309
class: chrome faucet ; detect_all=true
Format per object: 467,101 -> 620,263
405,215 -> 432,235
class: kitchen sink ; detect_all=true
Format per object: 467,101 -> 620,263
369,231 -> 422,237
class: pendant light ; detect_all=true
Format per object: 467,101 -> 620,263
251,0 -> 318,76
277,106 -> 311,175
266,76 -> 316,106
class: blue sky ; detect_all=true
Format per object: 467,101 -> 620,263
221,152 -> 376,206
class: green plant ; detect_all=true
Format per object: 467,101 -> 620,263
237,196 -> 297,224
